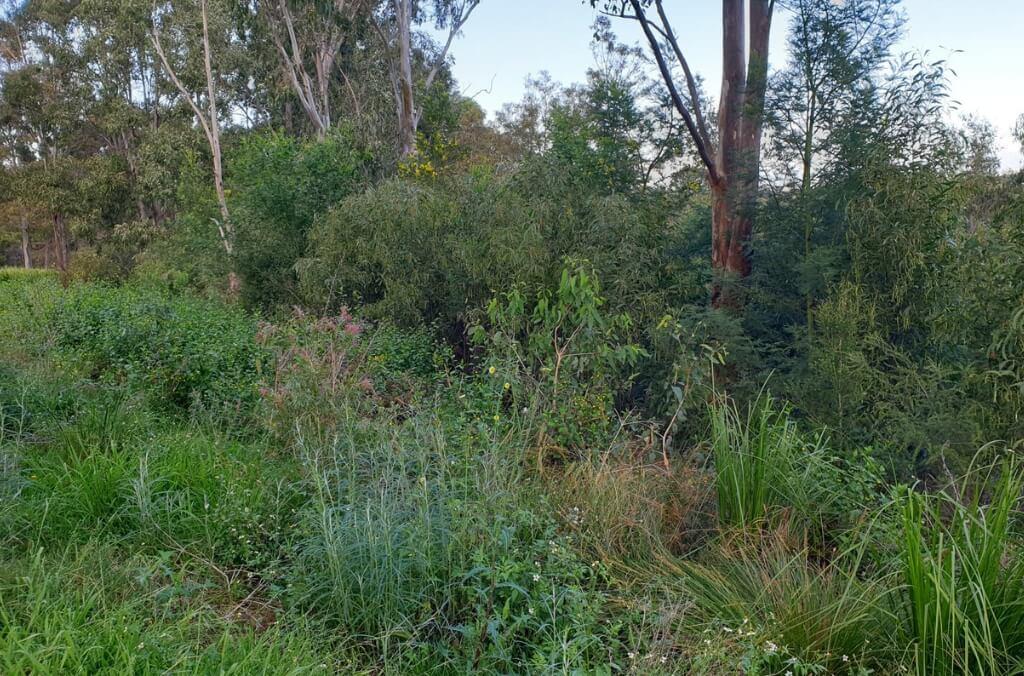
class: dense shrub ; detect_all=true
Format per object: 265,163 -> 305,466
231,130 -> 373,309
302,171 -> 546,331
473,264 -> 645,454
302,164 -> 699,341
50,283 -> 262,415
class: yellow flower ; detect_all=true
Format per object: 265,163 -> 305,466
488,366 -> 496,376
503,382 -> 511,390
493,414 -> 500,422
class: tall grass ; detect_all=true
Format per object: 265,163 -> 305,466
709,394 -> 800,529
901,459 -> 1024,675
664,525 -> 897,672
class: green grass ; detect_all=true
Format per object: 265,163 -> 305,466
3,273 -> 1024,674
901,460 -> 1024,675
0,544 -> 346,674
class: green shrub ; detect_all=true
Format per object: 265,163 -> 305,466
231,130 -> 373,309
50,283 -> 262,416
302,165 -> 697,342
302,171 -> 547,330
473,264 -> 645,455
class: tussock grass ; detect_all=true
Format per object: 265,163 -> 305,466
901,459 -> 1024,675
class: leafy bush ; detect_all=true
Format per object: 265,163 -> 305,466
231,130 -> 373,309
302,171 -> 546,331
474,264 -> 645,455
50,283 -> 262,416
302,164 -> 698,342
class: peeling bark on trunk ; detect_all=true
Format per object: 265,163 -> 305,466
623,0 -> 773,310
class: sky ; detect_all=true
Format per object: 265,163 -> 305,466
435,0 -> 1024,170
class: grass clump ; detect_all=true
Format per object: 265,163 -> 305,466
901,459 -> 1024,675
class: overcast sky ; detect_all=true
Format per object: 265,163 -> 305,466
436,0 -> 1024,170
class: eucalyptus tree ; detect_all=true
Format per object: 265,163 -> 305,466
259,0 -> 372,139
766,0 -> 903,191
377,0 -> 480,156
593,0 -> 775,308
762,0 -> 903,330
151,0 -> 238,254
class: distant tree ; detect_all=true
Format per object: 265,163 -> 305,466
766,0 -> 903,191
260,0 -> 372,139
593,0 -> 775,308
151,0 -> 234,254
377,0 -> 481,156
764,0 -> 903,330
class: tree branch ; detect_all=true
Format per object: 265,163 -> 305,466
627,0 -> 718,182
653,0 -> 713,156
150,9 -> 214,147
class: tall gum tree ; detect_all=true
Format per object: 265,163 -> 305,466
594,0 -> 775,308
151,0 -> 233,255
378,0 -> 481,157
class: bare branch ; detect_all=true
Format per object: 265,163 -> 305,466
653,0 -> 713,155
150,8 -> 214,147
627,0 -> 718,182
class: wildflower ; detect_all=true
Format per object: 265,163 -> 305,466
528,607 -> 535,615
765,641 -> 778,654
503,381 -> 511,390
532,573 -> 540,582
660,655 -> 668,664
488,366 -> 496,376
842,655 -> 849,662
627,652 -> 636,660
493,414 -> 500,422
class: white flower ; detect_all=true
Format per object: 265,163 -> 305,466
766,641 -> 778,654
842,654 -> 849,662
627,652 -> 636,660
532,574 -> 540,582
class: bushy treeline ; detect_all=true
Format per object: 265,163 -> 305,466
3,0 -> 1021,476
126,90 -> 1022,478
3,0 -> 1024,670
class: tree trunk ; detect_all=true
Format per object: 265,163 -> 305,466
52,214 -> 69,272
710,184 -> 753,307
20,213 -> 32,269
394,0 -> 416,156
710,0 -> 773,309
